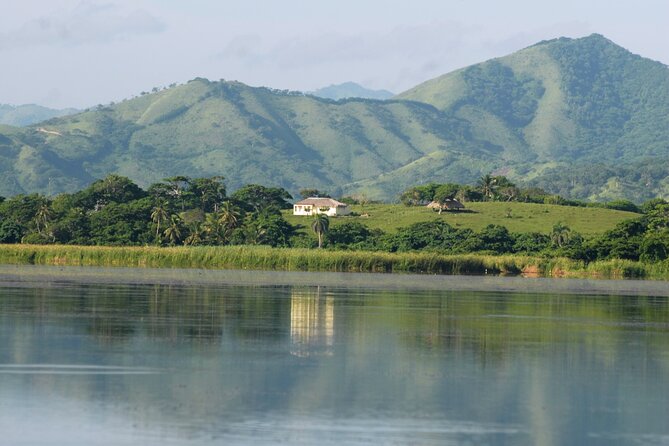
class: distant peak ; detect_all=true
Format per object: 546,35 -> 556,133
310,82 -> 395,101
531,33 -> 616,48
584,33 -> 607,40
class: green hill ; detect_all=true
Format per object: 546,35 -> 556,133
398,34 -> 669,200
284,202 -> 639,236
0,79 -> 493,197
0,34 -> 667,201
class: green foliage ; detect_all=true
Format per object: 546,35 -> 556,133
591,219 -> 647,261
470,224 -> 515,254
87,198 -> 153,246
433,183 -> 460,203
399,184 -> 439,206
243,208 -> 295,247
299,188 -> 330,199
310,214 -> 330,249
189,177 -> 226,212
0,220 -> 22,243
603,200 -> 640,213
640,230 -> 669,262
327,221 -> 372,247
384,220 -> 472,253
458,61 -> 545,126
513,232 -> 550,254
72,175 -> 146,210
231,184 -> 293,212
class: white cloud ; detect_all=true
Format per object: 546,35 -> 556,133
0,1 -> 165,49
213,20 -> 601,93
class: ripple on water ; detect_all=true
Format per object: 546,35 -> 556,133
0,364 -> 161,375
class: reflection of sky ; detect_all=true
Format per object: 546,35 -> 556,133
0,280 -> 668,445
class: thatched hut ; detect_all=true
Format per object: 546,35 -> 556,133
427,199 -> 465,213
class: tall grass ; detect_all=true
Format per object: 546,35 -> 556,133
0,244 -> 667,279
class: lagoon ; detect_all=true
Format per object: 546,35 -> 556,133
1,266 -> 668,445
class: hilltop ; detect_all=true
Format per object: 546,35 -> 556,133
397,34 -> 669,199
0,34 -> 667,201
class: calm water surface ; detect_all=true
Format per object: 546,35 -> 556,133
1,266 -> 668,445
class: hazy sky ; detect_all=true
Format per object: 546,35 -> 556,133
1,0 -> 667,108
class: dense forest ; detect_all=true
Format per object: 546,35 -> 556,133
1,174 -> 667,264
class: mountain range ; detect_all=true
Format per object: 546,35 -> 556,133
0,34 -> 667,201
310,82 -> 395,100
0,104 -> 80,127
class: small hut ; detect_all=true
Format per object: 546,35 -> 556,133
427,199 -> 465,214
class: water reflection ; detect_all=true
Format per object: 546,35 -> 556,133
290,287 -> 335,357
0,276 -> 668,445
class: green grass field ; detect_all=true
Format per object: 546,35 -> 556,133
284,202 -> 639,236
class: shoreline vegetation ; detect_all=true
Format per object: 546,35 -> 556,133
1,244 -> 668,280
1,175 -> 668,281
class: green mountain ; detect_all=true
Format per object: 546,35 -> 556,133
310,82 -> 395,100
397,34 -> 669,199
0,34 -> 667,202
0,104 -> 79,127
0,80 -> 490,198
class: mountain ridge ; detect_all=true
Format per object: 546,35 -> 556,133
0,104 -> 80,127
310,82 -> 395,100
0,34 -> 667,202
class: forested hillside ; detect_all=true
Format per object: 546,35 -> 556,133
0,34 -> 667,201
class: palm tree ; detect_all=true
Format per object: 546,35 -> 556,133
551,222 -> 572,247
218,201 -> 241,231
34,203 -> 51,235
151,202 -> 169,240
183,223 -> 205,246
477,174 -> 496,202
203,212 -> 224,244
163,214 -> 183,246
311,213 -> 329,249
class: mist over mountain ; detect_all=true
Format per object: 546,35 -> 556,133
0,34 -> 667,202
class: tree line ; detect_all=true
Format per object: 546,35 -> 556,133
0,175 -> 295,248
0,174 -> 667,263
399,175 -> 641,212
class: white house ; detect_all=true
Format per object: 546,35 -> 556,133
293,197 -> 351,217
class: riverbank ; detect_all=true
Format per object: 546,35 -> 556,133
0,244 -> 667,279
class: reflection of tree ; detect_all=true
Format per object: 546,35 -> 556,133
290,286 -> 334,357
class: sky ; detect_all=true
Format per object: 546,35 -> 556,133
1,0 -> 667,109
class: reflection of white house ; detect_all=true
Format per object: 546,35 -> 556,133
293,197 -> 351,216
290,287 -> 334,357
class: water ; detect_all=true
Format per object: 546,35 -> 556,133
1,266 -> 669,445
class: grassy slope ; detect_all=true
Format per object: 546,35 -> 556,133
0,80 -> 489,198
284,202 -> 639,236
0,35 -> 666,202
397,34 -> 669,200
398,34 -> 669,164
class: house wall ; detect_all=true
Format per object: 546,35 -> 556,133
293,205 -> 313,216
293,205 -> 351,216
